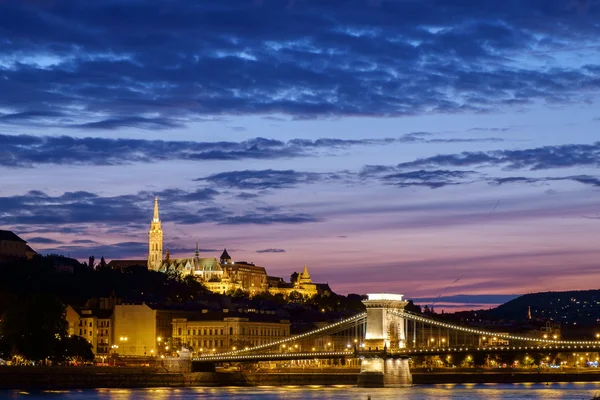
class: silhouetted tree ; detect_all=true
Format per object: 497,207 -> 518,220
88,256 -> 95,269
290,272 -> 299,284
0,293 -> 68,363
62,335 -> 94,362
99,256 -> 107,269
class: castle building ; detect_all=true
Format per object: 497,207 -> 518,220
132,197 -> 326,298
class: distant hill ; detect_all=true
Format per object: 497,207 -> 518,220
482,289 -> 600,326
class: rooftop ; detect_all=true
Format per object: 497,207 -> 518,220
0,230 -> 26,243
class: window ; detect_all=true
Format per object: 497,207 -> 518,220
178,327 -> 182,336
220,328 -> 223,335
229,327 -> 233,335
193,329 -> 196,335
188,329 -> 190,335
209,329 -> 213,335
203,329 -> 207,335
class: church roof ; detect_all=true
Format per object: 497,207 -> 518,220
161,257 -> 222,272
220,248 -> 231,260
0,230 -> 26,243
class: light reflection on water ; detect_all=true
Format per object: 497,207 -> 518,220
3,383 -> 600,399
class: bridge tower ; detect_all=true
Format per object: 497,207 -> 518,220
358,293 -> 412,388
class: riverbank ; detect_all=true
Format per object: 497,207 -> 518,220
2,366 -> 600,389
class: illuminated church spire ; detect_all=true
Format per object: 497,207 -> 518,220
153,196 -> 160,222
148,196 -> 163,271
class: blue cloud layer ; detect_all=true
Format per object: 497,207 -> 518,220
0,0 -> 598,128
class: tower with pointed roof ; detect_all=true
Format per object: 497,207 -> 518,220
220,248 -> 232,265
147,196 -> 163,271
298,265 -> 312,285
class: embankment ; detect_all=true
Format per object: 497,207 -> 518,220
2,367 -> 600,389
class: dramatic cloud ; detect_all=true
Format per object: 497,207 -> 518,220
26,236 -> 63,245
220,212 -> 321,225
0,133 -> 497,168
396,143 -> 600,171
361,168 -> 479,189
0,188 -> 320,228
1,1 -> 598,128
42,241 -> 148,260
256,248 -> 286,253
412,294 -> 520,306
197,169 -> 337,190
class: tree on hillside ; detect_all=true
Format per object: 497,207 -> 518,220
290,272 -> 299,284
88,256 -> 95,269
0,293 -> 68,363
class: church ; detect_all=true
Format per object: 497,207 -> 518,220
141,197 -> 327,298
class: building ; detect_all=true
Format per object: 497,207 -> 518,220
158,242 -> 224,282
111,304 -> 197,357
111,197 -> 331,298
65,305 -> 112,357
269,265 -> 318,298
0,230 -> 28,261
172,310 -> 290,354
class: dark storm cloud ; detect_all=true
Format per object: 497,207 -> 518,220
1,1 -> 598,126
256,248 -> 286,253
0,132 -> 492,167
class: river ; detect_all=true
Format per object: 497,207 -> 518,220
2,384 -> 600,399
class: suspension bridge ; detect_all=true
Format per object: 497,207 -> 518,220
193,293 -> 600,387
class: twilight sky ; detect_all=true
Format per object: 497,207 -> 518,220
2,0 -> 600,311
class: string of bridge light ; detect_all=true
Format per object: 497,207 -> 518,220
193,351 -> 354,362
393,344 -> 600,354
197,312 -> 367,358
394,311 -> 600,345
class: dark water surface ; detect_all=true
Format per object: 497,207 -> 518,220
2,384 -> 600,399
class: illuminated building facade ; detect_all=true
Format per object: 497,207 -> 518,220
172,310 -> 290,354
65,305 -> 112,356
